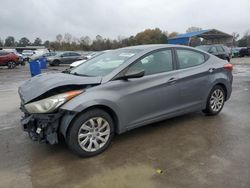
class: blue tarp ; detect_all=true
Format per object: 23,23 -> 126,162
168,29 -> 212,45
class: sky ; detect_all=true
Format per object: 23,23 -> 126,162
0,0 -> 250,42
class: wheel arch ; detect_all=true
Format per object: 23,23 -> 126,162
60,104 -> 120,139
52,59 -> 61,65
202,81 -> 229,110
215,83 -> 227,100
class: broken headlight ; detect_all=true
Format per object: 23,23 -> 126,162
24,90 -> 83,114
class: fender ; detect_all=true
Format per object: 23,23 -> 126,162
201,74 -> 232,109
59,89 -> 124,137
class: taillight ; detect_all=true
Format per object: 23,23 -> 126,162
224,63 -> 233,71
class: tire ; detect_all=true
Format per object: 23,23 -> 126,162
7,61 -> 16,69
202,85 -> 225,116
67,109 -> 114,157
52,60 -> 60,66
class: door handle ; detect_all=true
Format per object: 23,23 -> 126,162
208,68 -> 215,73
167,77 -> 178,84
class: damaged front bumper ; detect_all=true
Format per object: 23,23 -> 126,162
21,111 -> 64,145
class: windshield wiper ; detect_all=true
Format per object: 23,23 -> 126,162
71,72 -> 92,77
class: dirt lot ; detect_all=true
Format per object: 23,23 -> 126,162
0,57 -> 250,188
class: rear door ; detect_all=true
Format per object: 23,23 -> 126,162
174,48 -> 210,110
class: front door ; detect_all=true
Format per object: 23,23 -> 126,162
113,49 -> 181,128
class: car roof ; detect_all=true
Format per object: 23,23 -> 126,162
198,44 -> 226,47
120,44 -> 186,51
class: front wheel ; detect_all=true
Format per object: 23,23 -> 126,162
7,61 -> 16,69
67,109 -> 114,157
203,85 -> 225,116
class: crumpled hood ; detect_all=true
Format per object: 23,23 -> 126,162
18,72 -> 102,104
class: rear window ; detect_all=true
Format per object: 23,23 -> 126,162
176,49 -> 206,69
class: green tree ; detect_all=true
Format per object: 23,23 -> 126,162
33,37 -> 42,46
44,40 -> 50,48
134,28 -> 167,44
18,37 -> 30,47
238,30 -> 250,47
168,32 -> 179,38
5,36 -> 15,47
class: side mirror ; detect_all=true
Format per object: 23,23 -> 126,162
122,68 -> 145,79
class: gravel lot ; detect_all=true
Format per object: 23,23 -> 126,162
0,57 -> 249,188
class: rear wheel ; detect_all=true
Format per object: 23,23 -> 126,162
203,85 -> 225,116
67,109 -> 114,157
7,61 -> 16,69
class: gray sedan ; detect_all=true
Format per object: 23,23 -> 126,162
47,51 -> 82,66
18,44 -> 233,157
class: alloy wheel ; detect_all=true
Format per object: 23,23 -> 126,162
210,89 -> 224,112
8,61 -> 16,69
78,117 -> 110,152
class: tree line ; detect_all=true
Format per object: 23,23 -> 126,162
0,28 -> 171,51
0,28 -> 249,51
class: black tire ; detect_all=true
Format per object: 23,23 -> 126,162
52,60 -> 60,66
67,109 -> 114,157
7,61 -> 16,69
202,85 -> 225,116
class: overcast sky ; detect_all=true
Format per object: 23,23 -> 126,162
1,0 -> 250,41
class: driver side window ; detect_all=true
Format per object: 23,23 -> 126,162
129,49 -> 173,76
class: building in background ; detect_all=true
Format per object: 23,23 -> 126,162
168,29 -> 233,47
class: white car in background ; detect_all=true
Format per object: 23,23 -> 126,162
70,51 -> 109,68
33,49 -> 49,56
22,50 -> 34,60
70,59 -> 88,68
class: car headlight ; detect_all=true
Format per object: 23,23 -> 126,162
46,57 -> 53,61
24,90 -> 83,114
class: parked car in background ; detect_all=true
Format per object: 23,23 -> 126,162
2,48 -> 25,65
43,52 -> 57,57
33,49 -> 49,56
0,50 -> 20,69
22,50 -> 34,61
70,51 -> 107,68
32,51 -> 57,60
232,47 -> 242,58
19,44 -> 233,157
47,51 -> 82,66
196,44 -> 231,62
239,47 -> 250,57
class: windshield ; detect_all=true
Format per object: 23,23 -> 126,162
55,52 -> 64,57
23,50 -> 33,53
70,49 -> 141,77
196,46 -> 210,52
